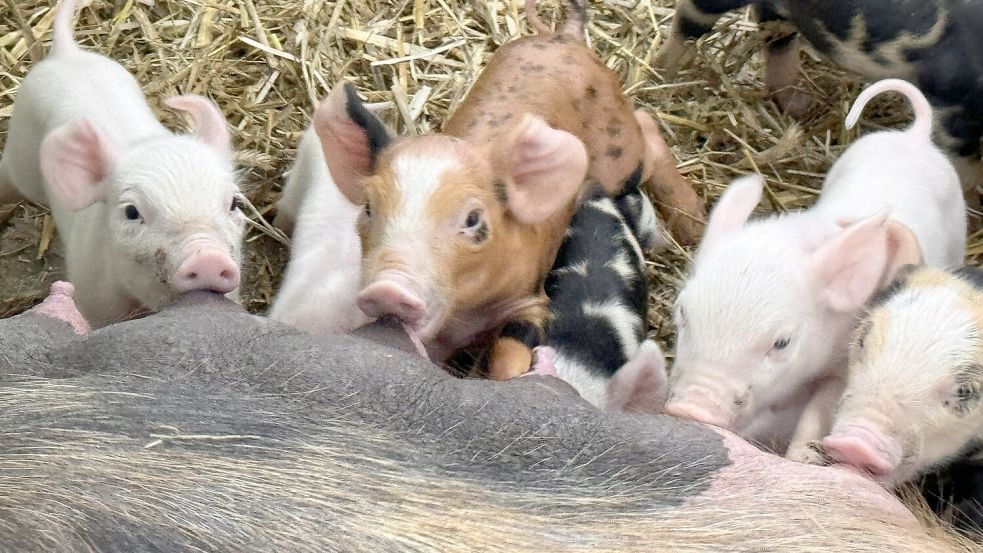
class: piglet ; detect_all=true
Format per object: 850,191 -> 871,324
268,127 -> 370,335
0,0 -> 243,327
664,79 -> 966,460
530,180 -> 668,412
810,265 -> 983,486
312,0 -> 704,380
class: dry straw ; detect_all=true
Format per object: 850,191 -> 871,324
1,0 -> 981,348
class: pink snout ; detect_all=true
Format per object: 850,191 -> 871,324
822,424 -> 902,477
357,273 -> 426,327
663,393 -> 734,429
172,249 -> 240,294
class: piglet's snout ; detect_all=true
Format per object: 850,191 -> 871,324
663,391 -> 735,429
822,423 -> 902,477
357,272 -> 426,327
172,241 -> 240,295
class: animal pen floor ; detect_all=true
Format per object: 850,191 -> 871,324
1,0 -> 981,362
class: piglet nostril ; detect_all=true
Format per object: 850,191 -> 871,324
172,249 -> 240,294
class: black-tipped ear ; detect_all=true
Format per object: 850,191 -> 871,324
342,83 -> 392,161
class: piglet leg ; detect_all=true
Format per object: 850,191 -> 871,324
759,15 -> 812,118
785,376 -> 847,464
32,281 -> 92,336
635,110 -> 706,246
487,320 -> 543,380
0,170 -> 24,205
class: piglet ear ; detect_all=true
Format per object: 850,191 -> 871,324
165,95 -> 231,157
601,340 -> 669,414
314,81 -> 394,204
494,114 -> 588,224
835,217 -> 924,290
701,174 -> 762,249
39,118 -> 116,212
882,221 -> 923,288
812,211 -> 899,312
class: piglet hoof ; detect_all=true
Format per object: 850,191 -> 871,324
33,281 -> 92,336
786,440 -> 829,466
774,89 -> 814,120
523,346 -> 558,378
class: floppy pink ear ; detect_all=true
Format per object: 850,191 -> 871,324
165,94 -> 231,156
701,174 -> 763,249
601,340 -> 669,414
314,81 -> 394,205
39,118 -> 116,212
834,217 -> 924,290
881,221 -> 923,287
493,114 -> 588,224
812,211 -> 898,312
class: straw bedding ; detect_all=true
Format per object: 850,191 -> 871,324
1,0 -> 981,355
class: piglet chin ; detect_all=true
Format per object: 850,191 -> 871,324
822,424 -> 902,479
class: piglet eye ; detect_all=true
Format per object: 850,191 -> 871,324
772,337 -> 790,351
464,209 -> 482,229
123,205 -> 142,222
957,384 -> 977,403
460,208 -> 488,243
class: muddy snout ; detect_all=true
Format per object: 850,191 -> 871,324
170,236 -> 240,294
357,271 -> 426,327
822,423 -> 903,477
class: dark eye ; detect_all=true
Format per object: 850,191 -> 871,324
230,196 -> 243,212
124,205 -> 141,221
464,209 -> 481,229
773,337 -> 790,351
957,384 -> 977,403
461,208 -> 488,243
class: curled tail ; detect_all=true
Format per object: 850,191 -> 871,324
524,0 -> 587,42
844,78 -> 934,141
52,0 -> 81,56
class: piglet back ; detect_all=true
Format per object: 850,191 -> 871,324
844,78 -> 934,141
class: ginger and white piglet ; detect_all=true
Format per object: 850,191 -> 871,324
0,0 -> 243,327
810,265 -> 983,486
664,79 -> 966,459
314,0 -> 704,379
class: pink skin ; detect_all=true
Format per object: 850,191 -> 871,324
822,424 -> 903,477
357,272 -> 427,328
523,345 -> 559,378
663,392 -> 735,429
33,281 -> 92,335
402,323 -> 431,361
172,248 -> 240,294
701,429 -> 916,523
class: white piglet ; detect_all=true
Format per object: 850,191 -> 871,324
269,127 -> 369,335
664,78 -> 966,460
0,0 -> 244,327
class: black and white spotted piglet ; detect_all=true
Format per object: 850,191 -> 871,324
529,180 -> 667,413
